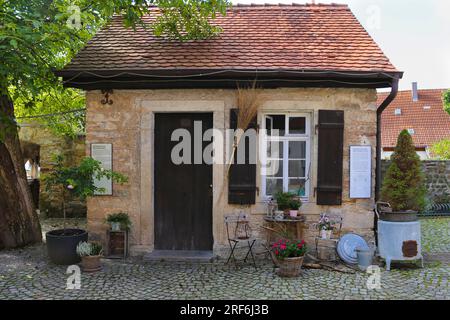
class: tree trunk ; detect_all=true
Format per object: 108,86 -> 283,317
0,93 -> 42,249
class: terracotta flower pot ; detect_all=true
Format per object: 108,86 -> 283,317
276,256 -> 305,277
80,255 -> 102,273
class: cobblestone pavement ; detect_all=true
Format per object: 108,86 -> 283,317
0,218 -> 448,300
421,217 -> 450,254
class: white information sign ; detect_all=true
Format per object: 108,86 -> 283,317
349,145 -> 372,199
91,143 -> 112,195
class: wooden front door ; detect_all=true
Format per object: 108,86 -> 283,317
154,113 -> 213,251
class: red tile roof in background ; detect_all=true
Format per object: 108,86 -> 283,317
63,4 -> 398,73
379,89 -> 450,148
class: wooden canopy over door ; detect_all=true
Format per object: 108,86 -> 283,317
154,113 -> 213,251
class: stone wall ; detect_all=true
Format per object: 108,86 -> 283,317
19,123 -> 86,217
381,160 -> 450,202
85,88 -> 378,256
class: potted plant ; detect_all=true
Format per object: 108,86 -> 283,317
275,192 -> 302,218
43,155 -> 127,265
380,129 -> 426,222
272,238 -> 307,277
317,213 -> 334,239
76,241 -> 103,272
289,198 -> 302,218
105,212 -> 132,231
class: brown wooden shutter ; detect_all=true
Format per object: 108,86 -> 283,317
228,109 -> 257,205
317,110 -> 344,205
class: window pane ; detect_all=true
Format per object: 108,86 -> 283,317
266,115 -> 285,136
289,117 -> 306,134
288,160 -> 306,178
289,141 -> 306,159
266,178 -> 283,196
288,179 -> 306,196
266,160 -> 283,177
266,141 -> 283,159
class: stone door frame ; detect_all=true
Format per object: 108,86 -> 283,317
137,99 -> 226,252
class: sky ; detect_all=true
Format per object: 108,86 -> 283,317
231,0 -> 450,91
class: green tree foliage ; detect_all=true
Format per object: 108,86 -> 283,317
381,130 -> 426,211
443,89 -> 450,116
1,0 -> 231,131
43,155 -> 128,200
14,86 -> 85,137
430,138 -> 450,160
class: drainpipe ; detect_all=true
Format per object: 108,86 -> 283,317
376,78 -> 399,201
374,78 -> 399,245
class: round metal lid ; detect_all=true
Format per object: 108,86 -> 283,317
337,233 -> 369,264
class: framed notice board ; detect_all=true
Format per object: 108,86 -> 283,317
349,145 -> 372,199
91,143 -> 113,195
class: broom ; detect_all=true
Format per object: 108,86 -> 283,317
216,81 -> 263,208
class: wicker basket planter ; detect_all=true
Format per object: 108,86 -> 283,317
276,256 -> 305,277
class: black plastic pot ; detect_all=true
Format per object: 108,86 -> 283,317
379,211 -> 418,222
46,229 -> 88,265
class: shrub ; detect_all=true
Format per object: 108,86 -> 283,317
381,130 -> 426,211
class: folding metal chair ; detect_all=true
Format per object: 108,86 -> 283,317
224,213 -> 257,269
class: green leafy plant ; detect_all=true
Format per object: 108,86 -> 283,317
443,90 -> 450,116
289,199 -> 302,210
275,192 -> 300,211
430,138 -> 450,160
42,155 -> 128,231
381,130 -> 426,212
105,212 -> 132,230
76,241 -> 103,257
43,155 -> 128,200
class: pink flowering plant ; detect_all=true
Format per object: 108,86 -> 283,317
317,213 -> 335,231
272,239 -> 307,259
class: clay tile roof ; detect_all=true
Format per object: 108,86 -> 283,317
379,89 -> 450,148
63,4 -> 398,73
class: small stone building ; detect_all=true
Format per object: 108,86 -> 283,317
57,4 -> 402,257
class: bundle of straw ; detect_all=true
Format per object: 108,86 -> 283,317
226,81 -> 262,176
215,81 -> 262,208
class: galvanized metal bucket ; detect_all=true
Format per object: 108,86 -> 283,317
356,247 -> 374,271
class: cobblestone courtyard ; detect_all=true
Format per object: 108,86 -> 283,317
0,217 -> 448,300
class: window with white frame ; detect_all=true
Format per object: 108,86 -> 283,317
261,113 -> 311,198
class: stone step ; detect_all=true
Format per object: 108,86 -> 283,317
143,250 -> 215,263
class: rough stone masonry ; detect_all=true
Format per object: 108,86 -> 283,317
85,87 -> 378,257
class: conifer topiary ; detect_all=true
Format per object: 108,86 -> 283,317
381,130 -> 426,212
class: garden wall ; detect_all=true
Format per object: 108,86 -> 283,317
381,160 -> 450,203
19,123 -> 86,218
